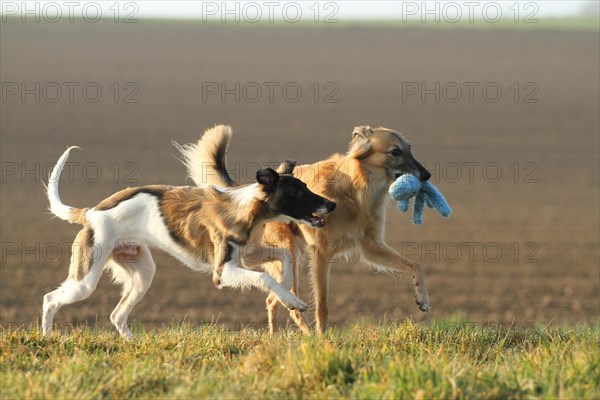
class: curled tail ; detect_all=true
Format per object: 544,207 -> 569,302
173,125 -> 236,188
46,146 -> 88,225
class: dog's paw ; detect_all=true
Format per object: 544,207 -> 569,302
415,285 -> 430,312
212,274 -> 222,289
415,294 -> 430,312
119,328 -> 134,341
280,294 -> 308,312
296,299 -> 308,313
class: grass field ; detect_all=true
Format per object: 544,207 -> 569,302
2,20 -> 598,330
1,321 -> 598,399
1,18 -> 598,399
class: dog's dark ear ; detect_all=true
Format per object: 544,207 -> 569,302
277,160 -> 296,175
352,126 -> 373,140
256,168 -> 279,193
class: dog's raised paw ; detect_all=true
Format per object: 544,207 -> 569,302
296,300 -> 308,313
282,295 -> 308,312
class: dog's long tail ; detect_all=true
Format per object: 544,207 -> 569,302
173,125 -> 236,188
46,146 -> 88,225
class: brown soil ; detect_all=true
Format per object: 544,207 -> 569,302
1,22 -> 598,330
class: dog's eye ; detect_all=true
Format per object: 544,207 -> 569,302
290,188 -> 301,196
409,145 -> 412,151
390,149 -> 402,157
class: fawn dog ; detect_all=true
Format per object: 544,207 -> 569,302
187,125 -> 432,334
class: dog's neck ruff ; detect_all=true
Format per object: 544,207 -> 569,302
228,183 -> 264,205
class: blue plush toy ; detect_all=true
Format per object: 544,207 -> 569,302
389,175 -> 451,225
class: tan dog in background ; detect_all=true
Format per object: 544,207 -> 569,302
190,125 -> 432,334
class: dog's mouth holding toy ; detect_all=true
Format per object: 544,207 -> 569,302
394,172 -> 404,179
304,213 -> 327,228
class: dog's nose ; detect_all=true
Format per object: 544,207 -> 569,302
325,201 -> 336,213
421,170 -> 432,182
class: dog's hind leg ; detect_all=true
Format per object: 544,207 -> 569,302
265,293 -> 280,335
107,245 -> 156,340
42,228 -> 107,337
260,261 -> 283,334
266,280 -> 310,334
288,257 -> 311,334
264,258 -> 311,335
263,230 -> 312,334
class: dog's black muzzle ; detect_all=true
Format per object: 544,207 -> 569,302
411,157 -> 431,182
324,200 -> 336,213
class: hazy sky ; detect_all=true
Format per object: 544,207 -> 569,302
133,1 -> 594,19
2,1 -> 596,20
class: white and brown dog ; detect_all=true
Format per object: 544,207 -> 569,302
42,126 -> 336,339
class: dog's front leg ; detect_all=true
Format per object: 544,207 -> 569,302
242,245 -> 292,287
360,240 -> 430,312
211,234 -> 229,288
307,245 -> 331,335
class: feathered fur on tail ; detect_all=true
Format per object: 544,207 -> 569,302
173,125 -> 236,188
46,146 -> 88,225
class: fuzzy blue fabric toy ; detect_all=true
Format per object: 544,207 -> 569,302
389,175 -> 452,225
